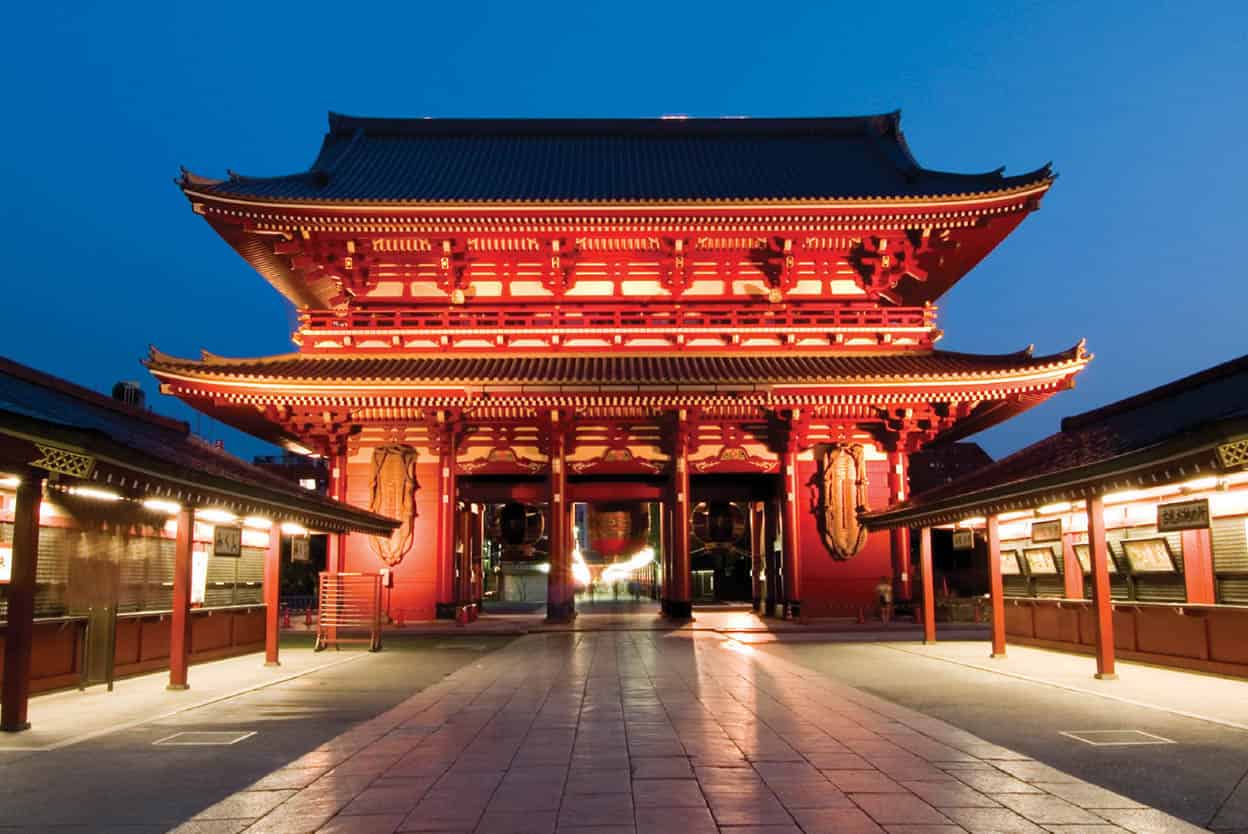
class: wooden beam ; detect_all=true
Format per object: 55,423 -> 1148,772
168,505 -> 193,691
986,514 -> 1006,658
1086,495 -> 1117,679
919,526 -> 936,644
264,529 -> 281,667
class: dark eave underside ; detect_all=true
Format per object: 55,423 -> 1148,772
183,113 -> 1052,204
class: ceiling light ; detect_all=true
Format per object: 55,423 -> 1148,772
67,486 -> 121,502
142,498 -> 181,515
280,521 -> 308,536
243,516 -> 272,530
197,508 -> 238,524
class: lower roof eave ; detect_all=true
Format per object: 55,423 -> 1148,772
863,420 -> 1248,531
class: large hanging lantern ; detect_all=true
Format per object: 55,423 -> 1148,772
587,502 -> 649,558
692,501 -> 747,548
490,502 -> 544,561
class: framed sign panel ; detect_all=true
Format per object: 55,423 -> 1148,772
1073,543 -> 1117,574
952,529 -> 974,551
0,544 -> 11,583
213,525 -> 242,558
1023,546 -> 1060,575
1000,549 -> 1023,576
1120,537 -> 1179,574
1031,520 -> 1062,543
291,537 -> 310,563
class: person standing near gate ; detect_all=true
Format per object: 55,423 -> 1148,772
875,576 -> 894,625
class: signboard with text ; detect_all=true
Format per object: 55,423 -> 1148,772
213,525 -> 242,557
952,530 -> 974,551
291,537 -> 310,563
1157,499 -> 1210,533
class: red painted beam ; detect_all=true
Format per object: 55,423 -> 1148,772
781,446 -> 802,619
168,506 -> 193,691
1,475 -> 43,732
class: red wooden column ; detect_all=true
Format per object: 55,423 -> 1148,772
263,527 -> 281,667
665,413 -> 693,619
919,526 -> 936,644
763,499 -> 780,617
1181,529 -> 1216,605
780,445 -> 802,619
168,505 -> 194,690
433,421 -> 458,619
1086,495 -> 1117,679
887,447 -> 912,601
328,450 -> 349,574
1,473 -> 43,732
750,501 -> 765,613
546,411 -> 574,622
1061,533 -> 1084,599
986,514 -> 1006,658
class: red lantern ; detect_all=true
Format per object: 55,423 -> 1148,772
587,503 -> 649,558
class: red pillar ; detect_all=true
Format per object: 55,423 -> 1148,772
2,474 -> 43,732
750,501 -> 765,613
329,451 -> 349,574
263,527 -> 281,667
1061,533 -> 1084,599
168,505 -> 193,690
887,447 -> 912,600
919,526 -> 936,644
1181,529 -> 1216,605
546,412 -> 574,622
780,445 -> 802,619
434,434 -> 456,618
986,514 -> 1006,658
665,421 -> 693,619
1086,495 -> 1117,679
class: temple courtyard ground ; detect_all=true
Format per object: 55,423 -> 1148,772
1,623 -> 1246,833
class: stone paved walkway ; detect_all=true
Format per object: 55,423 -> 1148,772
176,632 -> 1208,834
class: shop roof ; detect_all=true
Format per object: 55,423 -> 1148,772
0,356 -> 397,535
865,354 -> 1248,528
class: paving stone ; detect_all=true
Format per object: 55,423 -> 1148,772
949,771 -> 1044,794
788,807 -> 886,834
634,804 -> 718,834
993,794 -> 1109,825
631,756 -> 694,779
939,807 -> 1048,833
823,770 -> 910,793
171,823 -> 252,834
1089,809 -> 1212,834
315,815 -> 406,834
631,777 -> 707,807
195,790 -> 297,820
851,794 -> 952,825
901,780 -> 1003,808
1031,782 -> 1147,809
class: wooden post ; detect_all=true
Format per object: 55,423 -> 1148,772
263,527 -> 281,667
750,501 -> 765,613
887,447 -> 912,600
986,514 -> 1006,658
546,412 -> 574,622
665,417 -> 693,619
434,432 -> 456,619
168,506 -> 193,690
1181,529 -> 1216,605
1061,533 -> 1083,599
919,526 -> 936,644
764,498 -> 779,617
1086,495 -> 1117,679
2,474 -> 43,732
328,450 -> 350,574
780,446 -> 803,619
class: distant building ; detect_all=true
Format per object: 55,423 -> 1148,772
253,452 -> 329,494
908,442 -> 994,496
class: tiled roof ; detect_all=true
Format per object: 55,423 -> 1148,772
181,113 -> 1052,204
0,357 -> 396,534
866,353 -> 1248,526
145,346 -> 1087,388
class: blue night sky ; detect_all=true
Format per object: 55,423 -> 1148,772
2,2 -> 1245,462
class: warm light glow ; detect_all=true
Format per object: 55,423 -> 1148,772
571,549 -> 592,586
67,486 -> 121,502
1103,489 -> 1148,505
1181,476 -> 1219,493
298,478 -> 318,491
1037,502 -> 1071,515
534,562 -> 552,574
280,521 -> 308,536
142,498 -> 181,515
243,516 -> 272,530
601,547 -> 656,583
999,511 -> 1031,522
959,517 -> 986,527
0,475 -> 20,489
197,508 -> 238,524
